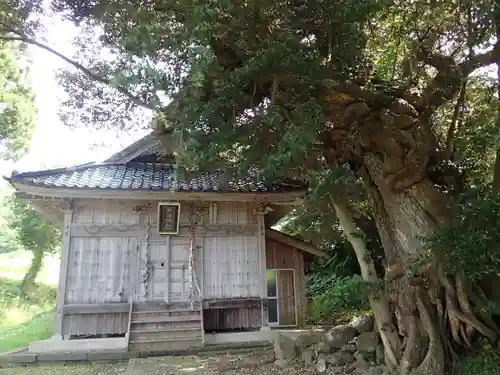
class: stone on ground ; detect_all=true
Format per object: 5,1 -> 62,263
325,325 -> 357,349
350,315 -> 375,334
273,332 -> 297,362
295,331 -> 324,349
315,358 -> 327,373
356,332 -> 380,353
324,351 -> 354,366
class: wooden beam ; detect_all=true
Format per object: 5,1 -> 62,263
53,204 -> 74,337
11,182 -> 305,203
63,303 -> 131,315
70,224 -> 259,238
265,228 -> 327,257
256,207 -> 268,327
202,298 -> 262,310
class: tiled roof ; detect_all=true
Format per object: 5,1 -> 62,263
8,162 -> 305,193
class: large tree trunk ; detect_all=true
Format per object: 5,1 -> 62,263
360,156 -> 499,375
324,101 -> 499,374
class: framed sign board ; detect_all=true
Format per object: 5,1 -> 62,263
157,202 -> 181,235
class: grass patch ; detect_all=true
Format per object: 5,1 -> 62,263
0,252 -> 57,353
0,311 -> 54,353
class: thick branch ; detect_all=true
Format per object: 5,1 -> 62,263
445,80 -> 467,158
414,50 -> 462,118
0,35 -> 155,111
460,48 -> 497,75
328,194 -> 402,369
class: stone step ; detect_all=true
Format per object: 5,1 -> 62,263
129,329 -> 202,342
128,338 -> 202,352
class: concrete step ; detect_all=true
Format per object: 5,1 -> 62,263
128,338 -> 202,352
129,329 -> 202,342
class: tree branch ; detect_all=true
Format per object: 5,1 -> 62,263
445,80 -> 467,159
413,49 -> 463,118
460,49 -> 497,75
0,35 -> 155,111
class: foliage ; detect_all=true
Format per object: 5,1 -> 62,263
0,190 -> 23,254
306,253 -> 358,297
428,188 -> 500,282
0,40 -> 36,160
2,0 -> 500,371
307,275 -> 370,324
456,345 -> 500,375
6,198 -> 61,293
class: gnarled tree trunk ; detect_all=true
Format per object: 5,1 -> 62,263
324,99 -> 500,375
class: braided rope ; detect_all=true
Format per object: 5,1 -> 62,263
142,208 -> 151,301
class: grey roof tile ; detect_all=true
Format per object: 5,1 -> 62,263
9,162 -> 305,193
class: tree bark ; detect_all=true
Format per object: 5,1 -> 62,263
322,99 -> 499,374
494,0 -> 500,188
329,195 -> 402,369
358,153 -> 498,374
20,249 -> 44,295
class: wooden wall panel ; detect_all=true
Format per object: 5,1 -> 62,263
203,307 -> 262,331
265,238 -> 306,326
63,312 -> 128,336
202,236 -> 260,299
278,270 -> 296,326
66,237 -> 136,304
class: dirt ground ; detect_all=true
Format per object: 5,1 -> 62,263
0,348 -> 316,375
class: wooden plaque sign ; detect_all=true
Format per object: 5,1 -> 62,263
157,202 -> 180,235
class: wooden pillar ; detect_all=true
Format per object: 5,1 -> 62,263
255,205 -> 269,328
53,201 -> 74,338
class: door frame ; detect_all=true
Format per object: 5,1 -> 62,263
266,268 -> 298,327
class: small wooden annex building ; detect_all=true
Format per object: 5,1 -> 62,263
6,131 -> 326,353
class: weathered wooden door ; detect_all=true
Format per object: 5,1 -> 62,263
277,270 -> 296,326
138,239 -> 169,302
266,269 -> 296,326
138,236 -> 191,303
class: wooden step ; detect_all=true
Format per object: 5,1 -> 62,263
130,320 -> 201,332
131,310 -> 201,318
133,302 -> 201,312
131,315 -> 201,324
129,329 -> 202,342
130,327 -> 200,334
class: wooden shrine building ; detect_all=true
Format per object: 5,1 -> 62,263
6,131 -> 326,353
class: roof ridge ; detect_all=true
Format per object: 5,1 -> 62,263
10,162 -> 98,179
9,161 -> 182,180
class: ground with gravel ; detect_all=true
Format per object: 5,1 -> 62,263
0,348 -> 319,375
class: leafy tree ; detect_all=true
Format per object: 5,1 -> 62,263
0,39 -> 36,159
6,198 -> 60,294
0,188 -> 23,253
2,1 -> 500,373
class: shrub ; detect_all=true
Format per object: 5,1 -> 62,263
428,188 -> 500,282
456,344 -> 500,375
306,252 -> 358,297
308,274 -> 370,324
